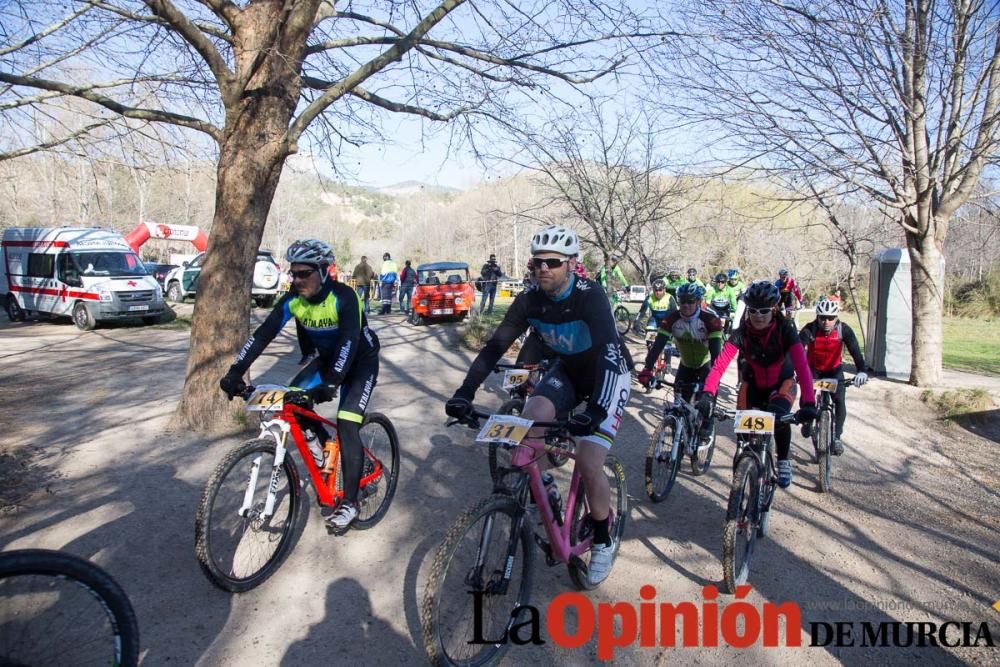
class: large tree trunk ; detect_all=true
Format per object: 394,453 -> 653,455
175,132 -> 288,431
907,227 -> 945,387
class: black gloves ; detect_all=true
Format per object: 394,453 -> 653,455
219,371 -> 246,400
695,392 -> 716,421
567,405 -> 606,437
795,404 -> 818,425
308,385 -> 337,404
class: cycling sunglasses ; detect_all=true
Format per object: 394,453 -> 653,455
290,268 -> 318,280
678,297 -> 700,305
818,315 -> 837,321
746,306 -> 774,315
529,257 -> 568,270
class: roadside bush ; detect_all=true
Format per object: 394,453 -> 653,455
920,388 -> 995,420
946,270 -> 1000,318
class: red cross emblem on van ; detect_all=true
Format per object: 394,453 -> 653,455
127,280 -> 137,286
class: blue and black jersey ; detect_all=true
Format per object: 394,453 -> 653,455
458,276 -> 631,418
229,278 -> 379,386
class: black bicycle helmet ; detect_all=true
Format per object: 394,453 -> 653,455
744,280 -> 781,308
714,272 -> 727,283
651,278 -> 666,291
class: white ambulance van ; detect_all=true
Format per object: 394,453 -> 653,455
1,227 -> 166,330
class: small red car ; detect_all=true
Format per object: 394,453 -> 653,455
408,261 -> 476,325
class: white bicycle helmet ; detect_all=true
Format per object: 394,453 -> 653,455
815,297 -> 840,317
286,239 -> 334,267
530,225 -> 579,256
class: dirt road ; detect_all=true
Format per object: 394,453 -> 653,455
1,309 -> 997,665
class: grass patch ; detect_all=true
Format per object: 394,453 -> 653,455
920,388 -> 996,420
460,301 -> 511,350
942,317 -> 1000,376
154,314 -> 192,329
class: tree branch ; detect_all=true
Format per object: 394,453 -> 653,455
142,0 -> 233,91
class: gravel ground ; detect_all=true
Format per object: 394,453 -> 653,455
0,306 -> 997,665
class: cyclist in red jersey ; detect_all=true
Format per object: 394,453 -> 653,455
697,281 -> 817,488
775,268 -> 802,313
798,298 -> 870,455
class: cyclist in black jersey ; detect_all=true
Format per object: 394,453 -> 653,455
446,225 -> 633,586
219,239 -> 380,531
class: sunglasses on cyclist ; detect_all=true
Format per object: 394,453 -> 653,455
747,306 -> 774,315
529,257 -> 568,270
290,268 -> 318,280
818,315 -> 837,322
678,298 -> 700,306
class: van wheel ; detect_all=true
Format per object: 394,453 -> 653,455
73,302 -> 97,331
5,296 -> 26,322
166,281 -> 183,303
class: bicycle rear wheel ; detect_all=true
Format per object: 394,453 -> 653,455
568,455 -> 628,590
0,549 -> 140,667
645,415 -> 684,502
195,438 -> 302,592
722,456 -> 760,594
422,495 -> 534,667
354,412 -> 401,529
816,410 -> 833,494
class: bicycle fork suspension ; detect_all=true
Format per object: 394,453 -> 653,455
468,511 -> 523,596
239,424 -> 289,519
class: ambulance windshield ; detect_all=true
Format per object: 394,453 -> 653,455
72,251 -> 149,278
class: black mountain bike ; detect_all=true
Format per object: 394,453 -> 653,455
722,409 -> 799,594
810,375 -> 856,494
0,549 -> 140,666
644,381 -> 727,502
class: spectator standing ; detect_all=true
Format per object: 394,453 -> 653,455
399,260 -> 417,314
351,255 -> 375,313
479,253 -> 505,315
379,252 -> 399,314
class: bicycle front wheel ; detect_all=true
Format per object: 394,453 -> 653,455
0,549 -> 140,667
645,415 -> 684,502
613,305 -> 631,335
568,455 -> 629,590
722,456 -> 760,594
816,410 -> 833,494
195,438 -> 302,592
422,495 -> 534,667
489,398 -> 524,484
354,412 -> 401,529
690,417 -> 716,476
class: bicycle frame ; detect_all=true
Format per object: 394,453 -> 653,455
506,435 -> 595,563
246,398 -> 383,516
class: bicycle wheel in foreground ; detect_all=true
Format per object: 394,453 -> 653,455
353,412 -> 401,529
816,410 -> 833,493
568,455 -> 629,590
195,438 -> 303,592
0,549 -> 140,667
722,456 -> 760,594
645,415 -> 684,502
422,495 -> 534,667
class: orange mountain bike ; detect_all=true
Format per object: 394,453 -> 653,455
194,384 -> 399,592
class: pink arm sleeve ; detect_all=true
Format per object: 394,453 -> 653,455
703,341 -> 739,395
789,342 -> 816,405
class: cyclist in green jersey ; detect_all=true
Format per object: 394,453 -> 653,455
596,255 -> 628,293
685,267 -> 706,289
665,268 -> 686,297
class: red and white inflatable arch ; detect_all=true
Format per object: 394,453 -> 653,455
124,222 -> 208,254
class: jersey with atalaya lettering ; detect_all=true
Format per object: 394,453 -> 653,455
229,278 -> 379,386
457,276 -> 631,418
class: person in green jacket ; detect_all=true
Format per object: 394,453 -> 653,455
665,268 -> 686,297
596,255 -> 628,293
685,267 -> 706,289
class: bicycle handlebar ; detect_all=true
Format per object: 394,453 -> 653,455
447,406 -> 568,432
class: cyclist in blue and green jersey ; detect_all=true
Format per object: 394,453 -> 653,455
665,268 -> 686,297
635,278 -> 675,327
705,272 -> 738,324
685,267 -> 706,290
220,239 -> 380,531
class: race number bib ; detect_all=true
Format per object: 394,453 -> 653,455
245,385 -> 287,412
814,378 -> 839,393
476,414 -> 533,447
734,410 -> 775,435
502,369 -> 530,390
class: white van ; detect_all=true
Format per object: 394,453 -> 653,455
1,227 -> 166,330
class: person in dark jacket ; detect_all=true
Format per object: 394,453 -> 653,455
399,260 -> 417,314
479,254 -> 505,314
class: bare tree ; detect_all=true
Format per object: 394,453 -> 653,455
490,99 -> 697,288
0,1 -> 673,430
662,0 -> 1000,386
